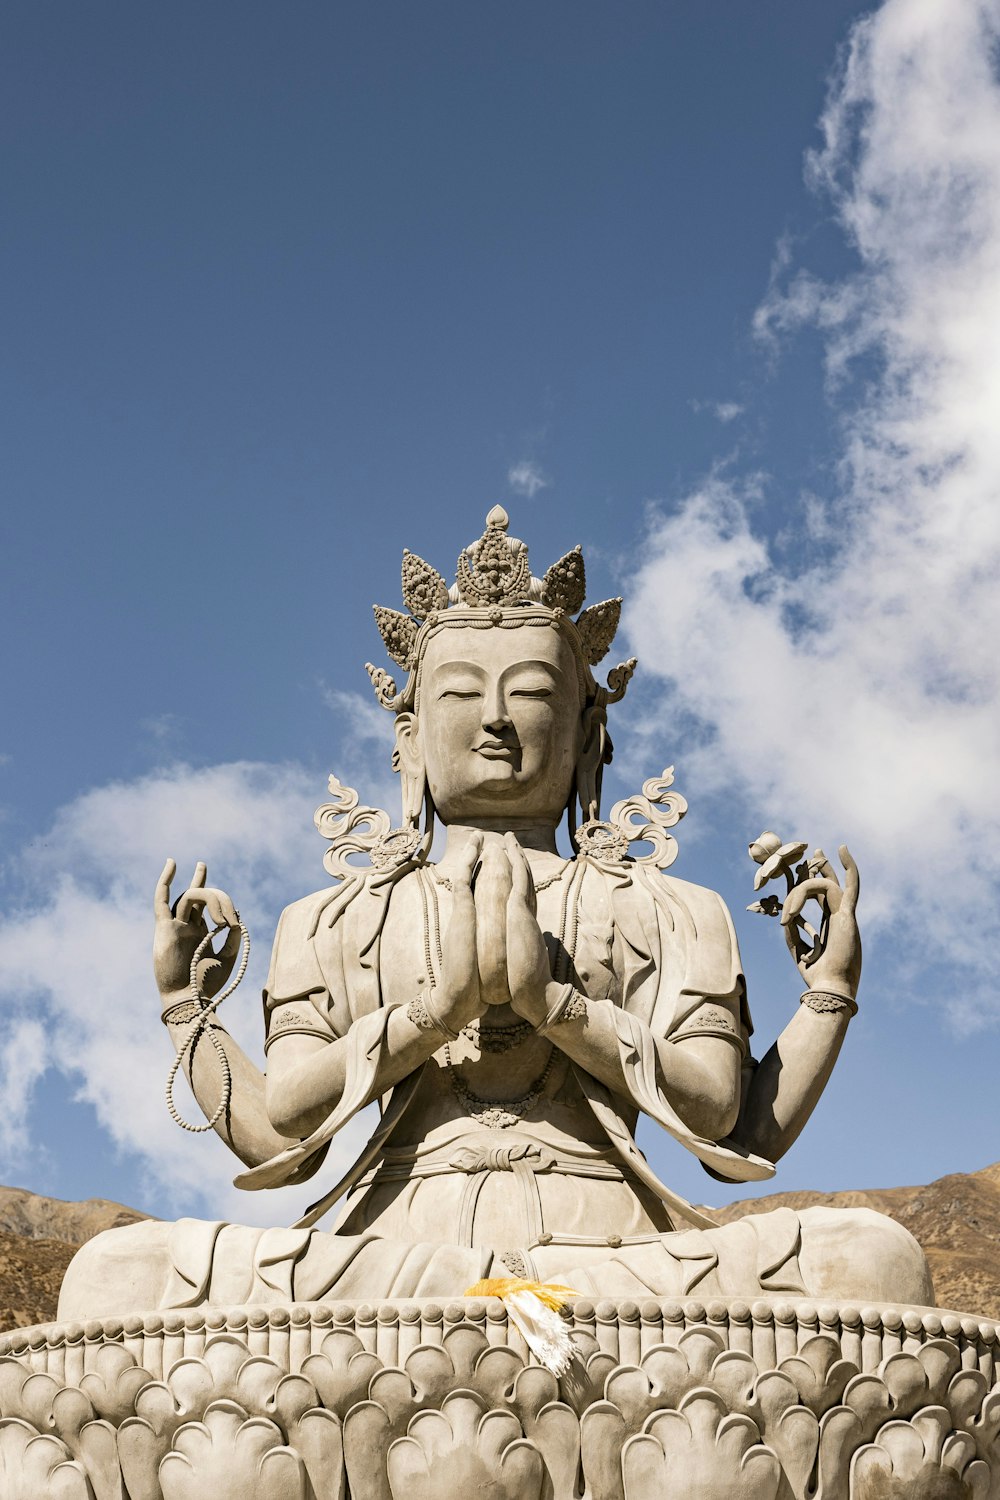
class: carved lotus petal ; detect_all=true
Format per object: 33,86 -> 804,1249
677,1327 -> 727,1381
518,1401 -> 580,1500
159,1360 -> 216,1420
386,1399 -> 542,1500
343,1399 -> 395,1500
750,1370 -> 801,1429
50,1387 -> 96,1447
816,1404 -> 865,1497
780,1336 -> 857,1415
271,1375 -> 321,1433
708,1350 -> 760,1415
603,1366 -> 665,1431
80,1346 -> 153,1425
133,1382 -> 189,1438
470,1346 -> 525,1406
0,1418 -> 91,1500
575,598 -> 622,665
401,1344 -> 456,1404
753,841 -> 809,890
290,1407 -> 344,1500
0,1358 -> 30,1417
971,1388 -> 1000,1449
119,1414 -> 175,1500
73,1418 -> 125,1500
580,1399 -> 628,1500
542,546 -> 586,615
159,1401 -> 304,1500
842,1371 -> 893,1438
947,1368 -> 988,1432
765,1404 -> 819,1499
623,1393 -> 780,1500
879,1353 -> 930,1418
366,1368 -> 419,1428
558,1349 -> 614,1416
401,549 -> 449,618
441,1325 -> 491,1381
510,1364 -> 561,1422
915,1338 -> 963,1404
233,1356 -> 288,1419
18,1373 -> 64,1435
303,1336 -> 380,1417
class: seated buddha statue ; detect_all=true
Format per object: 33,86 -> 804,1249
59,508 -> 931,1318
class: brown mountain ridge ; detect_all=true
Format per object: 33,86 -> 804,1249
1,1164 -> 998,1329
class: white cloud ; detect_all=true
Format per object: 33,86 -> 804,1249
0,761 -> 374,1220
626,0 -> 1000,1022
507,460 -> 550,498
713,402 -> 743,424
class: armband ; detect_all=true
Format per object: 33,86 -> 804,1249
800,989 -> 858,1018
671,1006 -> 747,1057
263,1003 -> 333,1052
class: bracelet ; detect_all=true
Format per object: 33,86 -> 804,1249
161,999 -> 205,1026
538,983 -> 588,1034
406,991 -> 460,1041
801,989 -> 858,1018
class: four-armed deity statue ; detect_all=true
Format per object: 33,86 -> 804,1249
13,508 -> 1000,1500
60,507 -> 930,1319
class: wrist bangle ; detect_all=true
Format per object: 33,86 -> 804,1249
161,999 -> 205,1026
406,990 -> 460,1041
538,983 -> 588,1034
800,989 -> 858,1018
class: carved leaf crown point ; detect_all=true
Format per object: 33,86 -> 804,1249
576,598 -> 622,664
373,606 -> 419,669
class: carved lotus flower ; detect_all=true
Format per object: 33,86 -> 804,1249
622,1390 -> 781,1500
0,1419 -> 91,1500
386,1391 -> 544,1500
850,1406 -> 989,1499
749,833 -> 809,891
159,1400 -> 305,1500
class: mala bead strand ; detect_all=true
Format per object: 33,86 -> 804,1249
165,917 -> 250,1133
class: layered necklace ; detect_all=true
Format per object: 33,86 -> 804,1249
418,855 -> 584,1129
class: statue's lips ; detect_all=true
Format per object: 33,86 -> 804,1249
475,743 -> 517,760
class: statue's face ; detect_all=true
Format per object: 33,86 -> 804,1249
413,622 -> 585,824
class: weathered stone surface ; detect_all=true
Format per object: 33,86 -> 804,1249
3,1299 -> 1000,1499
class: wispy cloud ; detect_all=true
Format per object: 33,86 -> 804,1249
691,399 -> 744,424
507,460 -> 550,498
626,0 -> 1000,1022
0,761 -> 373,1219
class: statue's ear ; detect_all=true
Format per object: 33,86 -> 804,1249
393,713 -> 426,829
575,704 -> 608,824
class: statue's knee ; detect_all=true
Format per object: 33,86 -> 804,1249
58,1221 -> 174,1320
798,1206 -> 933,1306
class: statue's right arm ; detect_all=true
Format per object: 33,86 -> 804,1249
266,838 -> 487,1137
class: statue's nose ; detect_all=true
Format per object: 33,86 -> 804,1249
481,686 -> 512,732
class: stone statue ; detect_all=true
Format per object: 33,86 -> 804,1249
59,507 -> 930,1319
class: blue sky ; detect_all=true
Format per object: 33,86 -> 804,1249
2,0 -> 999,1225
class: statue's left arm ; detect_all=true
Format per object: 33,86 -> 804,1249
723,845 -> 861,1171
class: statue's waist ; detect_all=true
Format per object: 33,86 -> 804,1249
358,1139 -> 626,1187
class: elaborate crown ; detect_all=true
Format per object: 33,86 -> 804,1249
365,505 -> 637,711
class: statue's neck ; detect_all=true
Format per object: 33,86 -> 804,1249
438,820 -> 561,861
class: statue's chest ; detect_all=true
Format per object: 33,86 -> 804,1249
376,866 -> 617,1005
